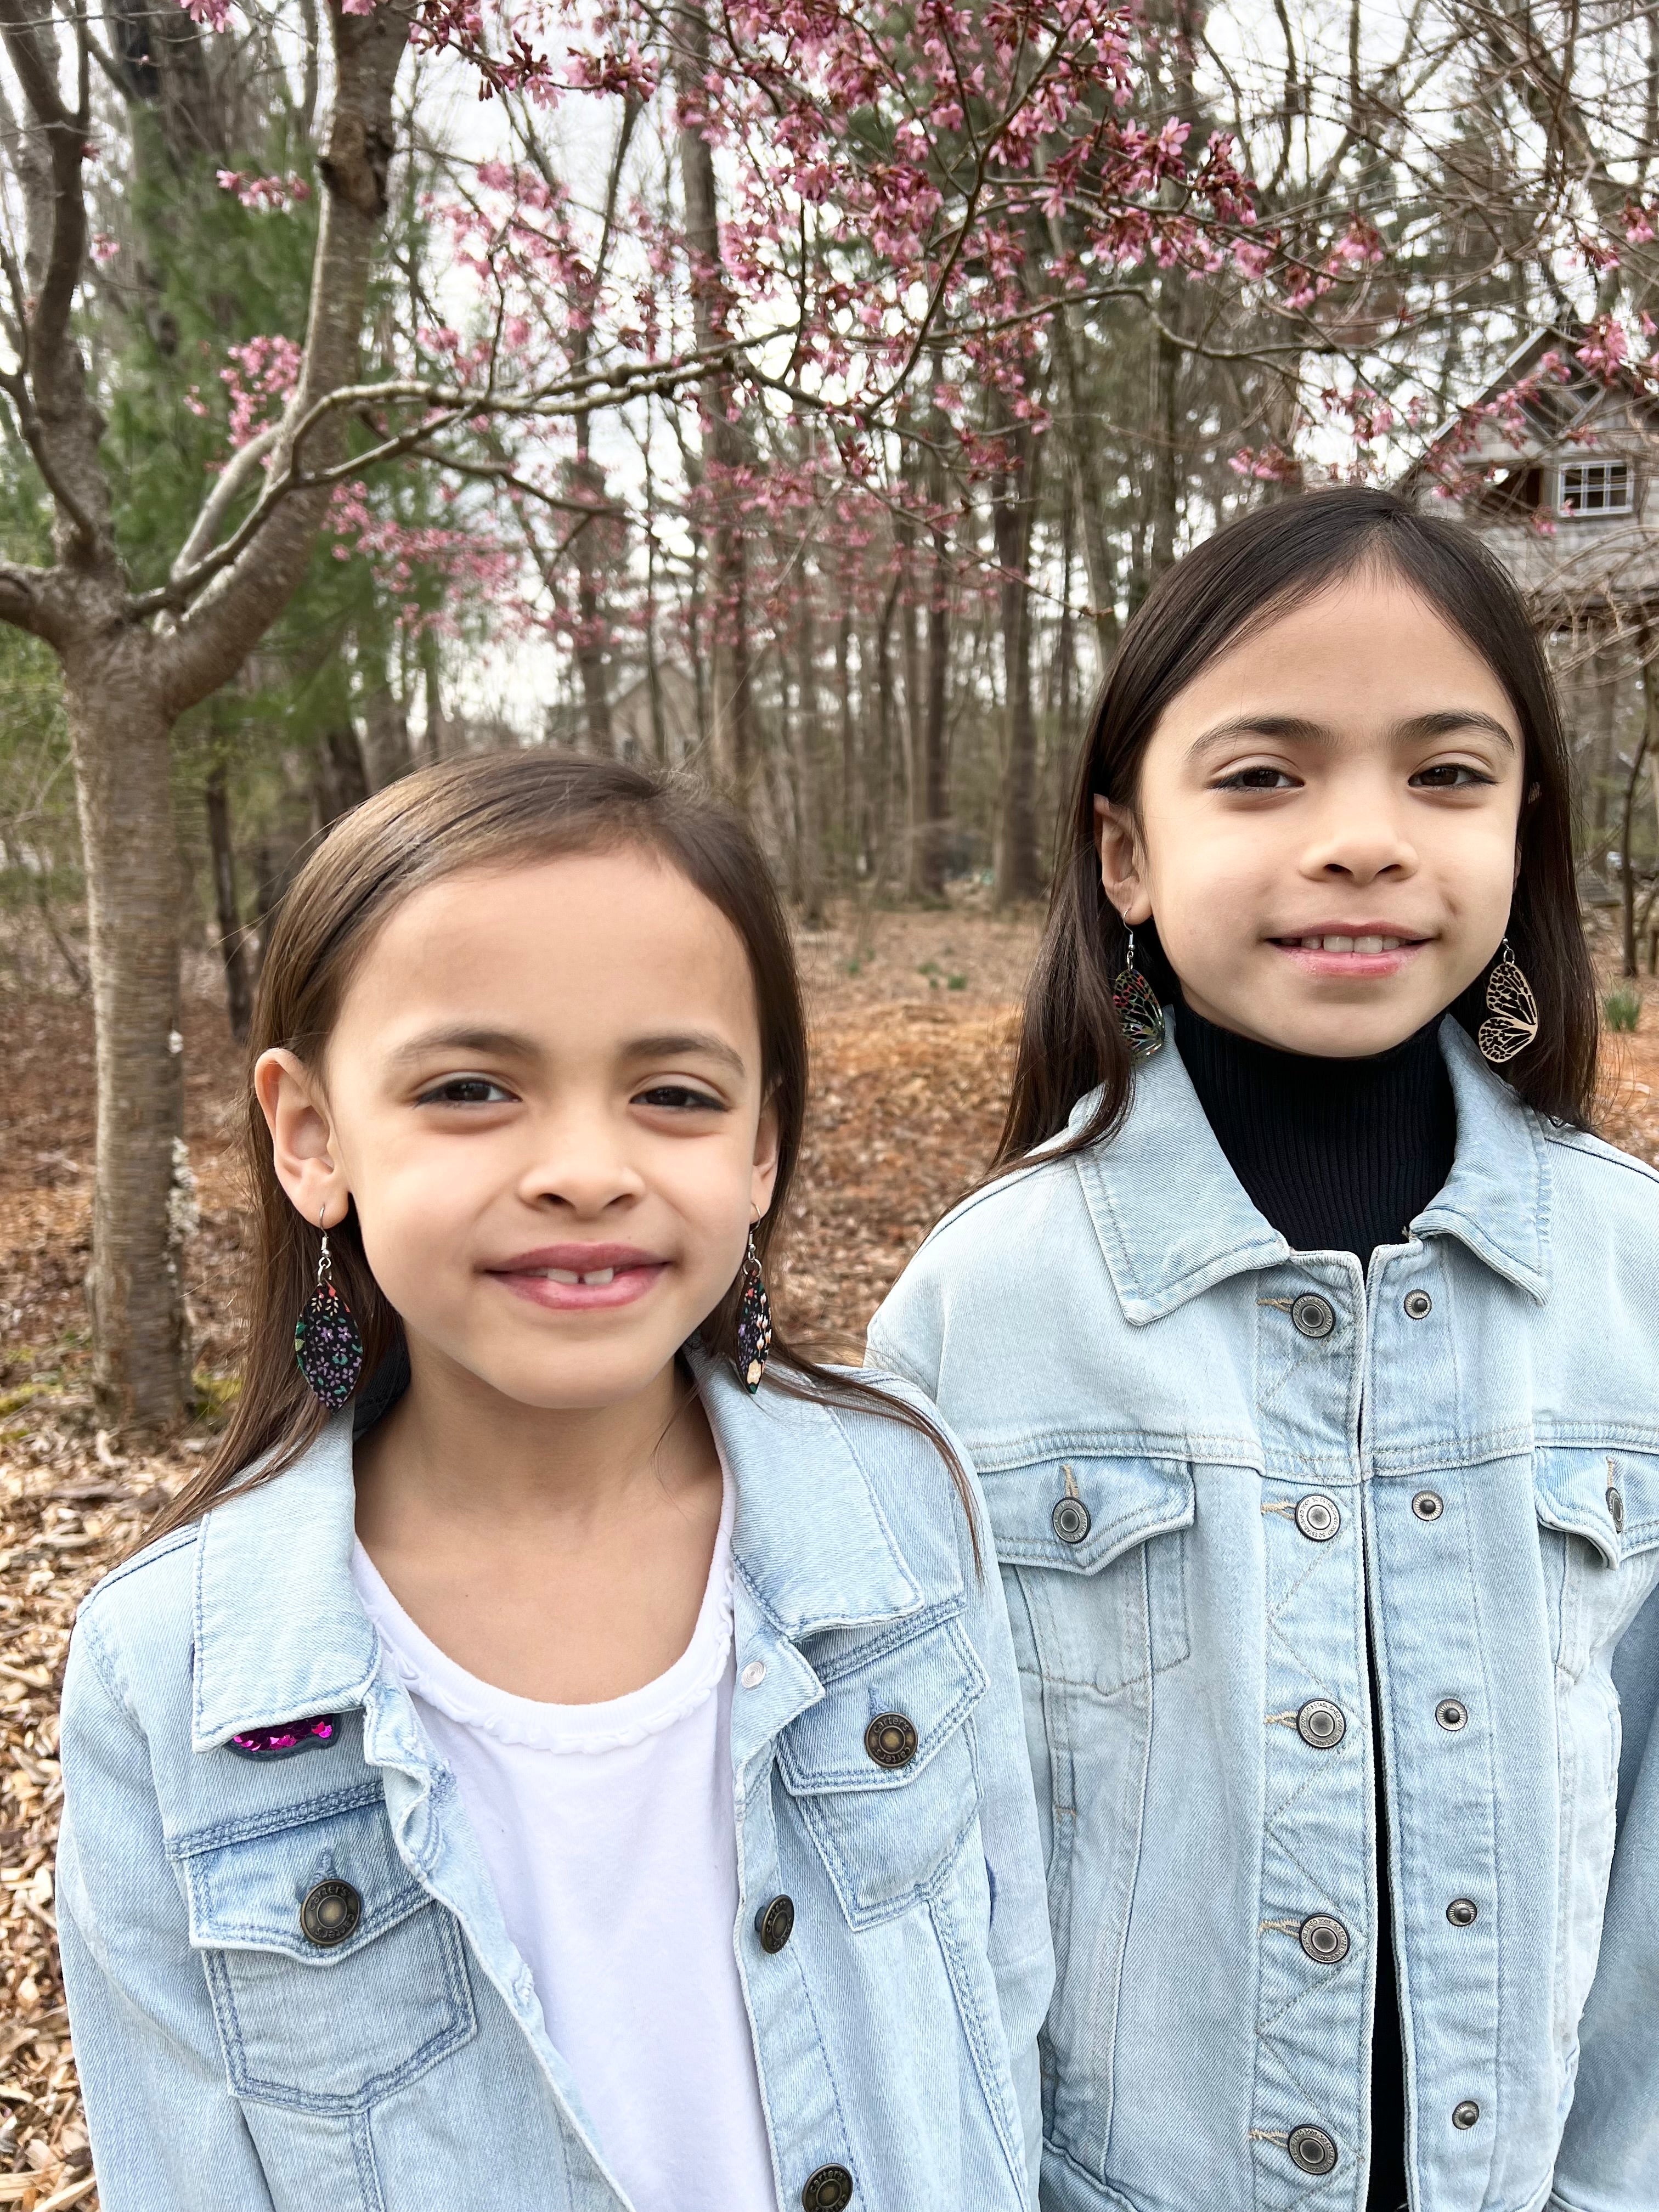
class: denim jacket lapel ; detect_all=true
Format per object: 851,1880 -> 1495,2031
1074,1011 -> 1552,1324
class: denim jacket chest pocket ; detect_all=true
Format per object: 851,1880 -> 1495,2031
1532,1447 -> 1659,2064
979,1454 -> 1195,1699
177,1785 -> 478,2113
777,1613 -> 988,1929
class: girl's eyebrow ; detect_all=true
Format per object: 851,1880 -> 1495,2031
1186,707 -> 1517,764
390,1024 -> 539,1066
387,1025 -> 748,1079
624,1031 -> 748,1079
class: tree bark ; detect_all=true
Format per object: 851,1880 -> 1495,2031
65,654 -> 189,1425
992,415 -> 1045,906
675,5 -> 755,798
794,598 -> 826,926
205,763 -> 252,1040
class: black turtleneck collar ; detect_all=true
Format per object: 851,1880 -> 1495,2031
1173,1002 -> 1457,1265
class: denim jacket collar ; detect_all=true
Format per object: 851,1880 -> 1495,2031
191,1352 -> 940,1751
1075,1010 -> 1551,1328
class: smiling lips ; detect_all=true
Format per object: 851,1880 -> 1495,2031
490,1245 -> 667,1312
1272,925 -> 1429,977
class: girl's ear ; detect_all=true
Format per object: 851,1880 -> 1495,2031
255,1049 -> 349,1230
749,1093 -> 782,1224
1093,795 -> 1154,926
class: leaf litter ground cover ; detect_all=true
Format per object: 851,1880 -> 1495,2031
4,900 -> 1658,2208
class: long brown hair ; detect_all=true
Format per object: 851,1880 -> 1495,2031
150,752 -> 977,1562
995,487 -> 1599,1173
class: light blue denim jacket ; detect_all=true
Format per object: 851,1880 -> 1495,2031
868,1018 -> 1659,2212
57,1358 -> 1053,2212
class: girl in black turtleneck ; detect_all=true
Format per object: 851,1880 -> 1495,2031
872,491 -> 1657,2212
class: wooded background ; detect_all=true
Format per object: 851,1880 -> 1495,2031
4,0 -> 1659,1431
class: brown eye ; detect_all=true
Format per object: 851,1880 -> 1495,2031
635,1085 -> 725,1113
1411,763 -> 1492,789
418,1077 -> 511,1106
1215,765 -> 1297,792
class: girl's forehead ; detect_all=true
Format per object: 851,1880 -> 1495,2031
339,848 -> 761,1046
1159,573 -> 1519,737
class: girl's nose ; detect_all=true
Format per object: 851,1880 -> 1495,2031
1299,805 -> 1418,887
517,1113 -> 647,1215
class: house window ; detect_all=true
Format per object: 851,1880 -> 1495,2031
1559,460 -> 1634,516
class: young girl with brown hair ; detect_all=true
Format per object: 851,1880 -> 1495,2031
57,754 -> 1051,2212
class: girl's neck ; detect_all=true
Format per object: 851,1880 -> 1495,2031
354,1348 -> 712,1543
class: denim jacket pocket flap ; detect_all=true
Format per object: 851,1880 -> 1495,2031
777,1616 -> 985,1925
1534,1447 -> 1659,1569
977,1454 -> 1195,1575
179,1797 -> 477,2113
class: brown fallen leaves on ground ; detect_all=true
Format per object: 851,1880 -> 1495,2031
4,900 -> 1659,2208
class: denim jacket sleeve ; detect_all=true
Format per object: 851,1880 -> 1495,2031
57,1606 -> 278,2212
1550,1575 -> 1659,2212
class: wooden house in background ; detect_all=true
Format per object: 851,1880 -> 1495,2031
1401,330 -> 1659,945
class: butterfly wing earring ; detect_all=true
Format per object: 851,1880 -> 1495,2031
294,1208 -> 364,1409
1112,926 -> 1166,1060
736,1228 -> 773,1395
1478,938 -> 1538,1065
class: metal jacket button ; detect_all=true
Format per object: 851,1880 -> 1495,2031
740,1660 -> 766,1689
1452,2101 -> 1480,2130
1291,1294 -> 1336,1339
802,2165 -> 854,2211
755,1895 -> 795,1954
1299,1914 -> 1350,1964
1052,1494 -> 1091,1544
1412,1491 -> 1444,1522
1447,1898 -> 1478,1926
301,1878 -> 360,1947
1608,1485 -> 1626,1533
1287,2125 -> 1338,2175
1295,1494 -> 1341,1542
1404,1290 -> 1433,1319
1297,1699 -> 1346,1749
1435,1697 -> 1469,1733
864,1713 -> 918,1769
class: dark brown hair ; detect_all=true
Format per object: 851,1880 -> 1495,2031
994,486 -> 1598,1172
150,752 -> 977,1561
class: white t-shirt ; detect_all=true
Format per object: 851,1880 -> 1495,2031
351,1472 -> 778,2212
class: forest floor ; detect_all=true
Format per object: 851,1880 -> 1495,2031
4,894 -> 1659,2207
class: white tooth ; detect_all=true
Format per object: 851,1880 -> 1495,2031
542,1268 -> 580,1284
1381,937 -> 1400,951
1323,935 -> 1355,952
1301,935 -> 1323,949
580,1268 -> 616,1286
1356,935 -> 1384,953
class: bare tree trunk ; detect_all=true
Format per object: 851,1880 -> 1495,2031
65,658 -> 189,1425
676,5 -> 755,798
359,669 -> 410,792
993,416 -> 1045,905
875,578 -> 901,894
419,627 -> 449,764
919,546 -> 949,898
836,607 -> 857,878
794,596 -> 826,926
1627,637 -> 1659,974
205,763 -> 252,1039
1049,295 -> 1120,662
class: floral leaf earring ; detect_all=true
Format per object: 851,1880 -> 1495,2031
1478,938 -> 1539,1065
736,1228 -> 773,1395
1113,926 -> 1166,1060
294,1207 -> 363,1409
